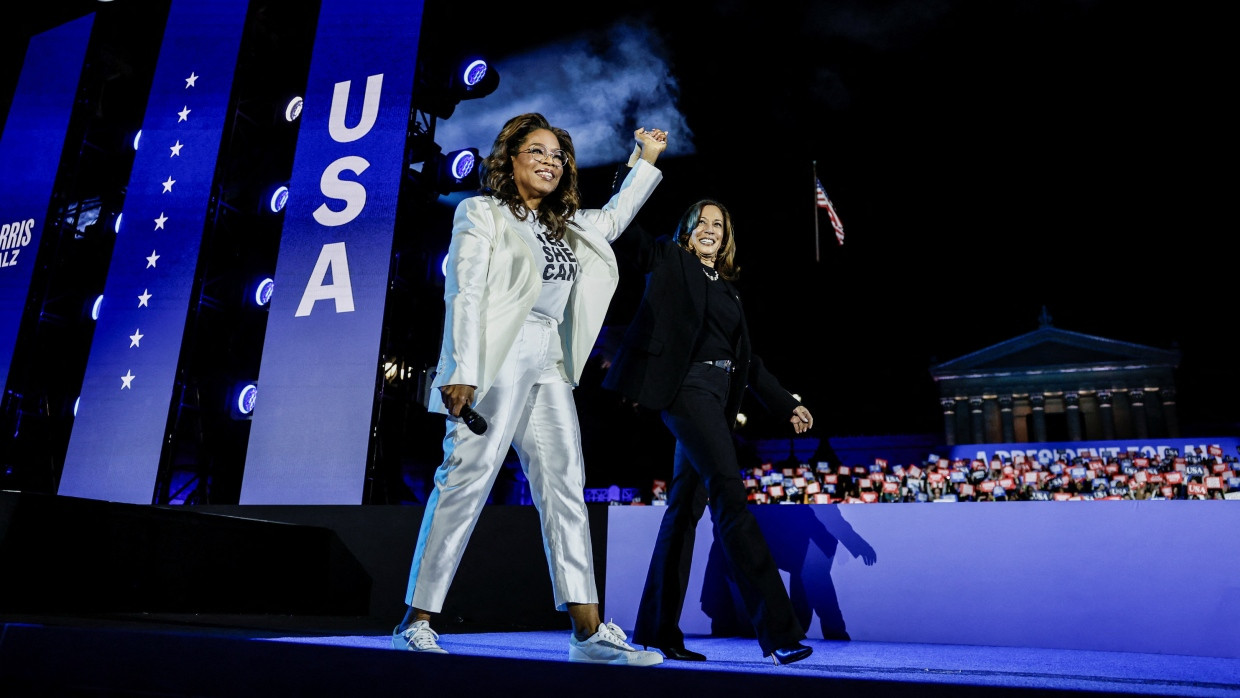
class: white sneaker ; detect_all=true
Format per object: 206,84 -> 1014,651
391,620 -> 448,654
569,621 -> 663,666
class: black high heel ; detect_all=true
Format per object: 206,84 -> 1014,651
770,642 -> 812,665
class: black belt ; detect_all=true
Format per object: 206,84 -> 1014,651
700,359 -> 734,373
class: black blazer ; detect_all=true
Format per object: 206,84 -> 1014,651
601,232 -> 801,427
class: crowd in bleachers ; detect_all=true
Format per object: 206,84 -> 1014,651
635,445 -> 1240,504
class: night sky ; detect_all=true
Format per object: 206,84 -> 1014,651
3,0 -> 1233,443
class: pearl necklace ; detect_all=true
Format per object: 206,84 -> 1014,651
702,265 -> 719,281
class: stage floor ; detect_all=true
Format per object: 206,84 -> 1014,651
275,630 -> 1240,696
4,618 -> 1235,697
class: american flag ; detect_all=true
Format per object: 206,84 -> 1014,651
815,178 -> 845,245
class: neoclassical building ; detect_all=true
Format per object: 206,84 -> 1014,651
929,309 -> 1181,446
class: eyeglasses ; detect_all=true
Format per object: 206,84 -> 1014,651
518,145 -> 568,168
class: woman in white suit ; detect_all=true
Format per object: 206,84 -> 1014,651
393,113 -> 668,665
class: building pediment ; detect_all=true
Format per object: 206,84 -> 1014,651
930,326 -> 1180,380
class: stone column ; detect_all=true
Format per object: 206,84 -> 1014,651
941,397 -> 957,446
1144,389 -> 1166,437
1097,390 -> 1116,440
1161,388 -> 1180,438
969,396 -> 985,444
999,395 -> 1015,443
1129,390 -> 1148,439
1064,392 -> 1083,441
954,399 -> 970,444
1030,393 -> 1047,443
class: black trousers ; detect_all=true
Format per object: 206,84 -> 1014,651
631,363 -> 805,655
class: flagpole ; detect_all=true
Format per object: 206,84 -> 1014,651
812,160 -> 821,262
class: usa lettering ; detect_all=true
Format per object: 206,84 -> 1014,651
296,74 -> 384,317
0,218 -> 36,268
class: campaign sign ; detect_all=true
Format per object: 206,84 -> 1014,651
952,438 -> 1240,466
0,15 -> 94,396
239,0 -> 424,503
59,1 -> 248,502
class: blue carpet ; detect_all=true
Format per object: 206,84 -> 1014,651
267,630 -> 1240,697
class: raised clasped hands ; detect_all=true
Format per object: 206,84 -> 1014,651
633,126 -> 668,163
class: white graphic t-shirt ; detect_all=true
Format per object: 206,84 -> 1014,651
515,216 -> 578,322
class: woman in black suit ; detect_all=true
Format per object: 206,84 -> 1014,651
601,198 -> 815,665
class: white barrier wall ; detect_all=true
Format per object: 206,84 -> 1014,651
605,501 -> 1240,658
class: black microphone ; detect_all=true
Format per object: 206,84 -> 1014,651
458,405 -> 488,435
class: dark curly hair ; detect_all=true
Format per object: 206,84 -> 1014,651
674,199 -> 740,281
478,113 -> 581,241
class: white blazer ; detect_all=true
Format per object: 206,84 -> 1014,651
429,159 -> 662,414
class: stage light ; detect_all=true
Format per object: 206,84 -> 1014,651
432,147 -> 480,194
268,185 -> 289,213
283,96 -> 303,122
440,252 -> 449,278
230,381 -> 258,419
409,143 -> 481,196
91,295 -> 103,320
414,55 -> 501,120
447,148 -> 475,179
132,130 -> 141,150
113,212 -> 122,234
253,277 -> 274,307
74,396 -> 80,417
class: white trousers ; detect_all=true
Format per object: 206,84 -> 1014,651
405,312 -> 598,613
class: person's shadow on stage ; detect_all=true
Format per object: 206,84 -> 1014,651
700,504 -> 876,641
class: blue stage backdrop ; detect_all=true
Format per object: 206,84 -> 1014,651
0,15 -> 95,400
59,0 -> 250,503
239,0 -> 424,504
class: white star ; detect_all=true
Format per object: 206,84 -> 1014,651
154,212 -> 167,229
170,140 -> 183,157
178,105 -> 191,122
162,176 -> 175,193
121,370 -> 135,389
129,329 -> 144,347
185,72 -> 198,88
146,250 -> 160,268
138,289 -> 152,307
